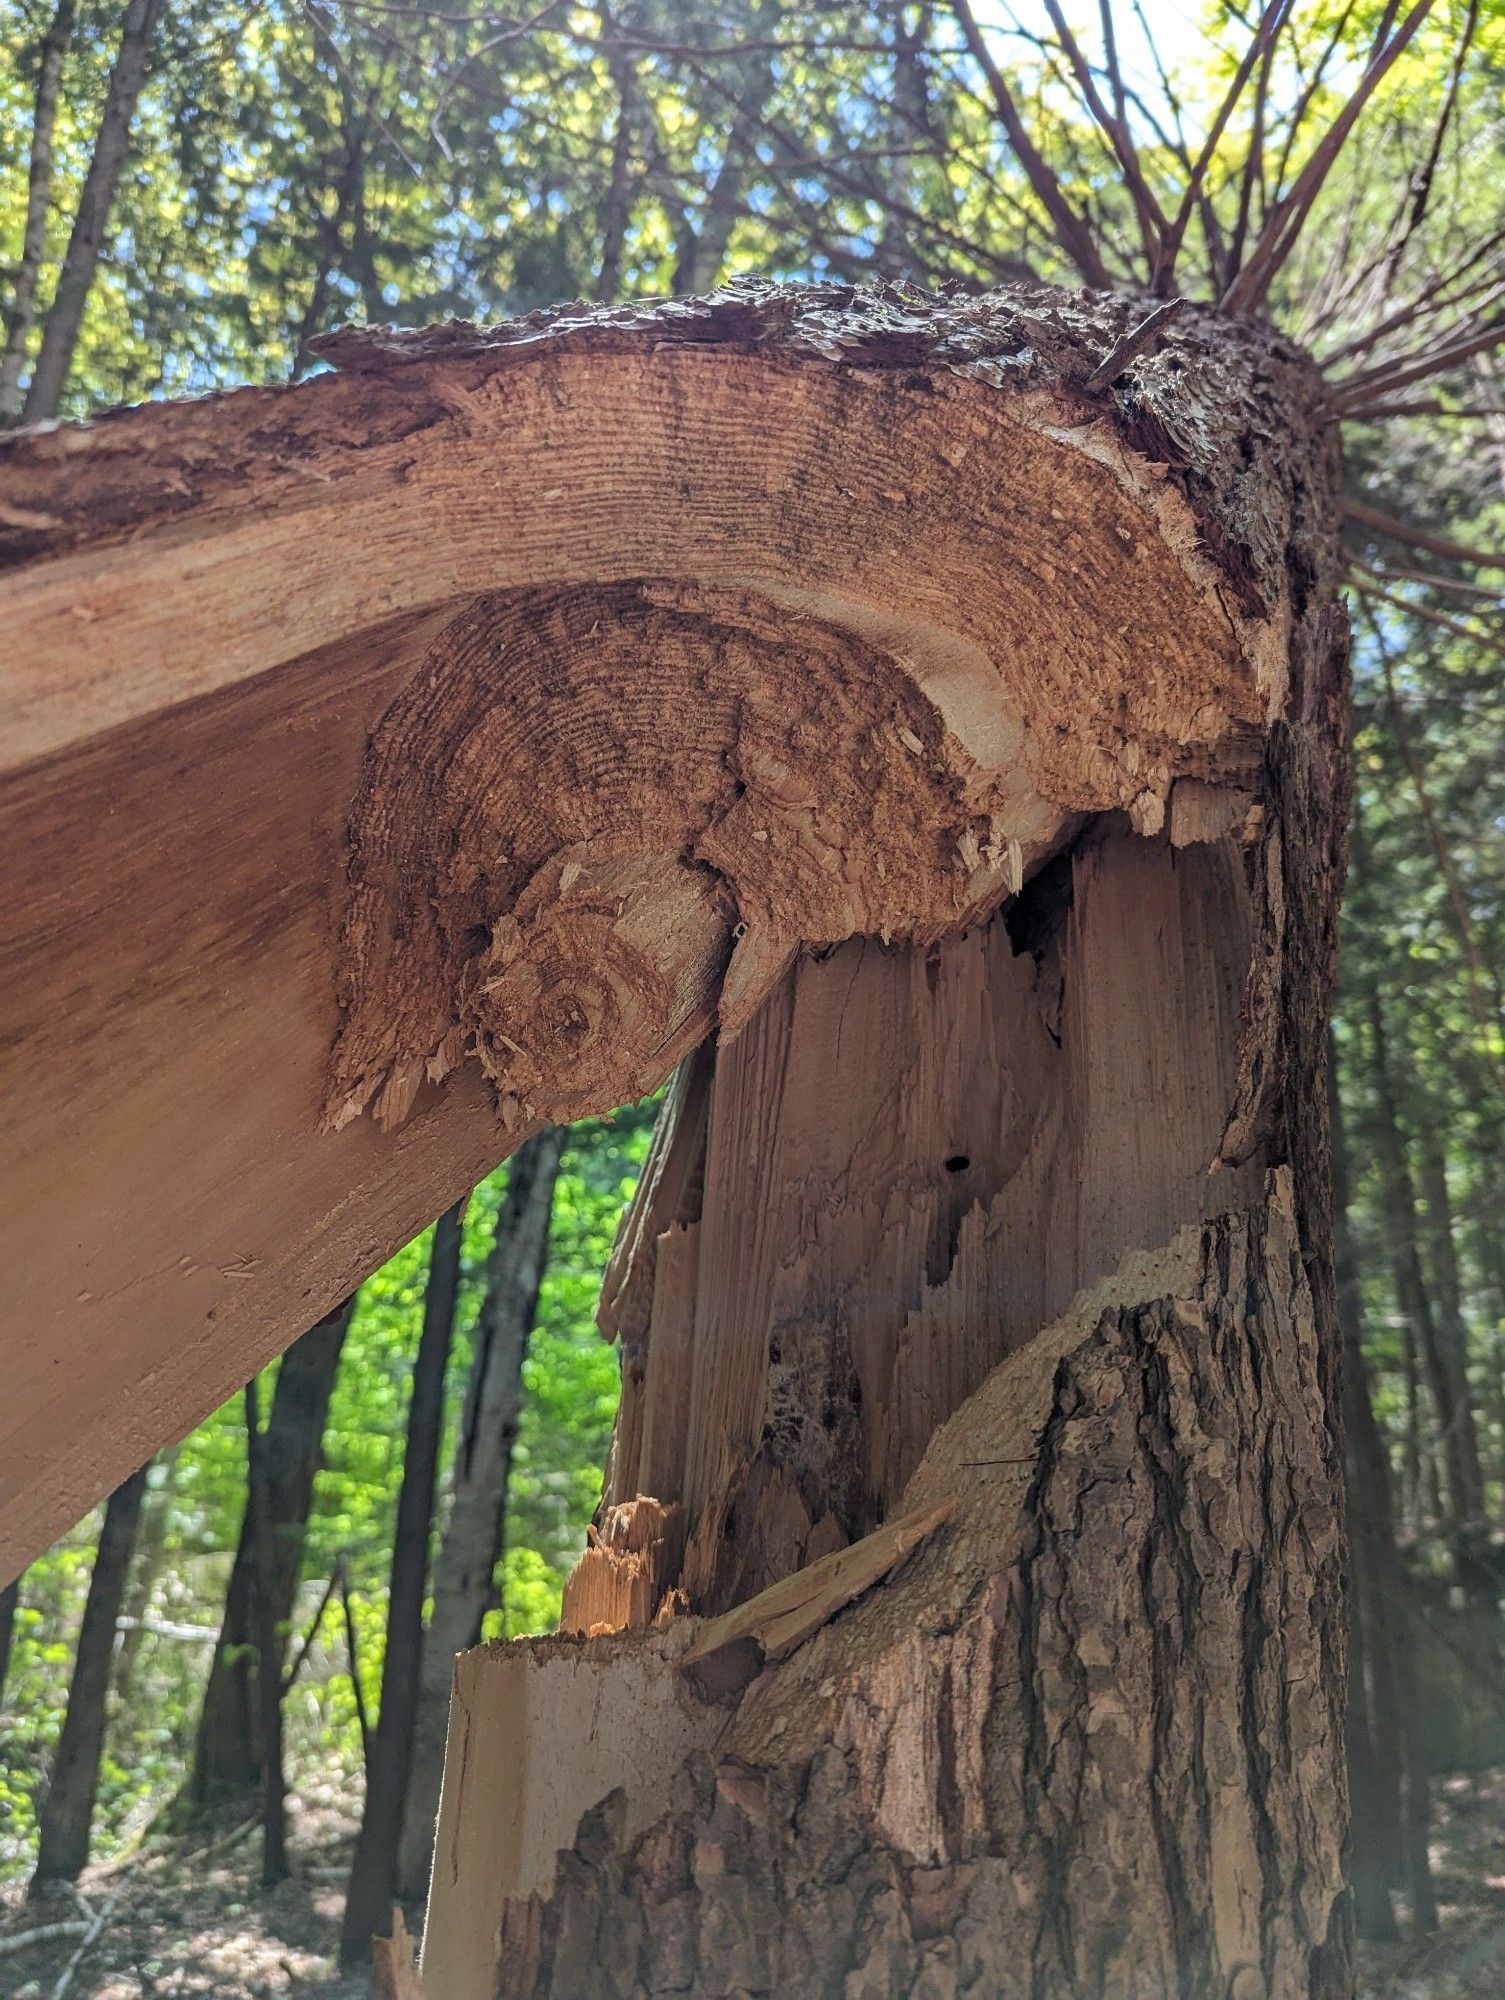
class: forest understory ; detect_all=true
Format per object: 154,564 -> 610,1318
0,1768 -> 1503,2000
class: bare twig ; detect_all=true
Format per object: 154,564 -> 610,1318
338,1565 -> 372,1773
0,1922 -> 90,1958
1352,574 -> 1505,662
1085,296 -> 1186,389
280,1569 -> 342,1695
1333,320 -> 1505,411
1223,0 -> 1437,317
950,0 -> 1110,288
1358,561 -> 1501,602
1344,495 -> 1505,574
48,1883 -> 125,2000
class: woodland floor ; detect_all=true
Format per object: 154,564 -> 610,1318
0,1771 -> 1502,1998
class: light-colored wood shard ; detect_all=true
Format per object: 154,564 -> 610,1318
558,1495 -> 683,1635
679,1495 -> 956,1676
422,1624 -> 723,2000
372,1909 -> 424,2000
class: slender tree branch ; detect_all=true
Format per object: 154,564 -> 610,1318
1223,0 -> 1437,318
950,0 -> 1110,288
1344,495 -> 1505,573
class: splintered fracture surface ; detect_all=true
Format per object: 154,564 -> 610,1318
0,281 -> 1330,1574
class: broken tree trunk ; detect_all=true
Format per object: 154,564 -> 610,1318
426,817 -> 1352,1996
1,281 -> 1349,1992
0,283 -> 1321,1576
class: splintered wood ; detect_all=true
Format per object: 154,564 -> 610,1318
595,834 -> 1265,1618
558,1496 -> 683,1636
0,280 -> 1322,1575
371,1910 -> 423,2000
678,1496 -> 955,1684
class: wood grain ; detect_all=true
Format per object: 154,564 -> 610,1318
0,284 -> 1312,1576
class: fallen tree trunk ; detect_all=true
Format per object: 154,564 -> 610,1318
1,280 -> 1350,1992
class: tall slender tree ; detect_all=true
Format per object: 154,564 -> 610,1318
1368,983 -> 1486,1578
0,0 -> 78,419
243,1373 -> 288,1887
21,0 -> 164,421
29,1464 -> 149,1893
0,1577 -> 19,1712
1332,1046 -> 1435,1939
398,1128 -> 566,1900
341,1202 -> 466,1965
189,1296 -> 356,1806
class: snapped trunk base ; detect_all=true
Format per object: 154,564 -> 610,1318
425,1203 -> 1349,2000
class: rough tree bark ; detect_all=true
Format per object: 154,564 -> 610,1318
0,0 -> 77,420
342,1203 -> 465,1962
190,1297 -> 356,1805
29,1463 -> 148,1892
21,0 -> 162,423
0,284 -> 1352,1993
398,1128 -> 567,1902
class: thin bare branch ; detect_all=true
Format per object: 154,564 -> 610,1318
950,0 -> 1111,288
1359,560 -> 1500,601
1039,0 -> 1167,272
1345,496 -> 1505,573
1333,319 -> 1505,410
1353,573 -> 1505,660
1223,0 -> 1437,318
1321,259 -> 1505,370
1155,1 -> 1288,296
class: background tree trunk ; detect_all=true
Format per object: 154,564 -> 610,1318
189,1296 -> 356,1806
0,0 -> 77,420
398,1129 -> 566,1901
0,1577 -> 19,1712
244,1375 -> 288,1887
1368,986 -> 1482,1576
22,0 -> 163,422
1418,1120 -> 1486,1522
1331,1048 -> 1433,1940
341,1203 -> 465,1965
29,1463 -> 149,1892
111,1448 -> 177,1704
